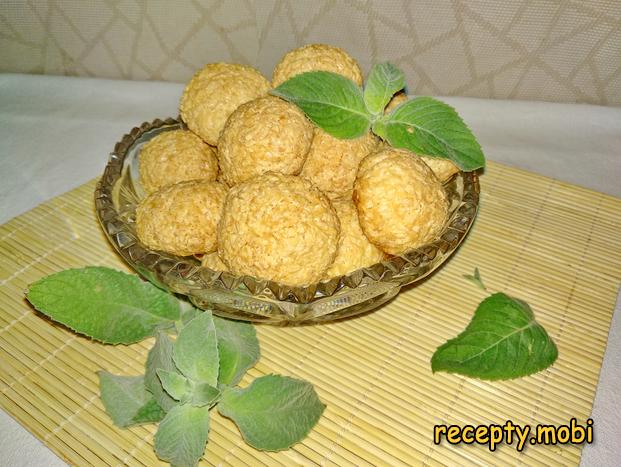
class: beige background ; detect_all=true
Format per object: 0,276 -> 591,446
1,0 -> 620,105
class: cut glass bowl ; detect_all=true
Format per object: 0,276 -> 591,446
95,118 -> 479,324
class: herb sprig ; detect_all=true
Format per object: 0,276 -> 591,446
26,267 -> 325,467
271,62 -> 486,171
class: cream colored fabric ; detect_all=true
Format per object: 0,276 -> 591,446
1,0 -> 620,105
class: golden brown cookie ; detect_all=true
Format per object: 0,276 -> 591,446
180,63 -> 270,145
324,199 -> 385,278
136,180 -> 227,256
300,128 -> 378,200
218,173 -> 340,285
218,96 -> 313,186
354,148 -> 448,254
139,130 -> 218,194
272,44 -> 363,87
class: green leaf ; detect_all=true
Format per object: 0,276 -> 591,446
363,62 -> 405,115
26,267 -> 179,344
218,375 -> 325,451
173,312 -> 219,386
214,316 -> 260,386
431,293 -> 558,380
271,71 -> 371,139
178,301 -> 202,327
132,399 -> 167,425
98,372 -> 165,427
145,332 -> 179,412
190,382 -> 220,407
462,267 -> 486,291
378,97 -> 485,171
154,403 -> 210,467
157,369 -> 191,401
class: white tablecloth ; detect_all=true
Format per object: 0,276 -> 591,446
0,73 -> 619,466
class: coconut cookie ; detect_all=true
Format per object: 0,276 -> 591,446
354,148 -> 448,255
218,96 -> 313,186
272,44 -> 363,87
324,199 -> 385,278
138,130 -> 218,194
218,173 -> 339,286
180,63 -> 270,145
300,128 -> 378,200
136,180 -> 227,256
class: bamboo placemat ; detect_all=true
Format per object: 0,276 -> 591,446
1,162 -> 620,466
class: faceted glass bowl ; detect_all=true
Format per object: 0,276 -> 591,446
95,118 -> 479,324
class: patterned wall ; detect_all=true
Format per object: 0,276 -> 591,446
2,0 -> 620,105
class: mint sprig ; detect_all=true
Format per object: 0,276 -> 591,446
26,267 -> 325,466
432,292 -> 558,380
271,63 -> 485,171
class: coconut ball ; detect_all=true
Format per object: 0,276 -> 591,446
354,148 -> 449,255
180,63 -> 270,145
218,96 -> 313,186
272,44 -> 363,87
300,128 -> 378,200
324,199 -> 385,278
138,130 -> 218,194
385,90 -> 407,114
420,156 -> 460,183
201,252 -> 228,271
218,173 -> 339,285
136,180 -> 227,256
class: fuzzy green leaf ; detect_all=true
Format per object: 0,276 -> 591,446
363,62 -> 405,115
218,375 -> 325,451
431,293 -> 558,380
271,71 -> 371,139
154,403 -> 210,467
173,312 -> 219,386
179,301 -> 202,327
132,399 -> 167,425
191,383 -> 221,407
378,97 -> 485,171
214,317 -> 260,386
98,372 -> 165,427
157,369 -> 191,401
26,267 -> 179,344
145,332 -> 179,412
